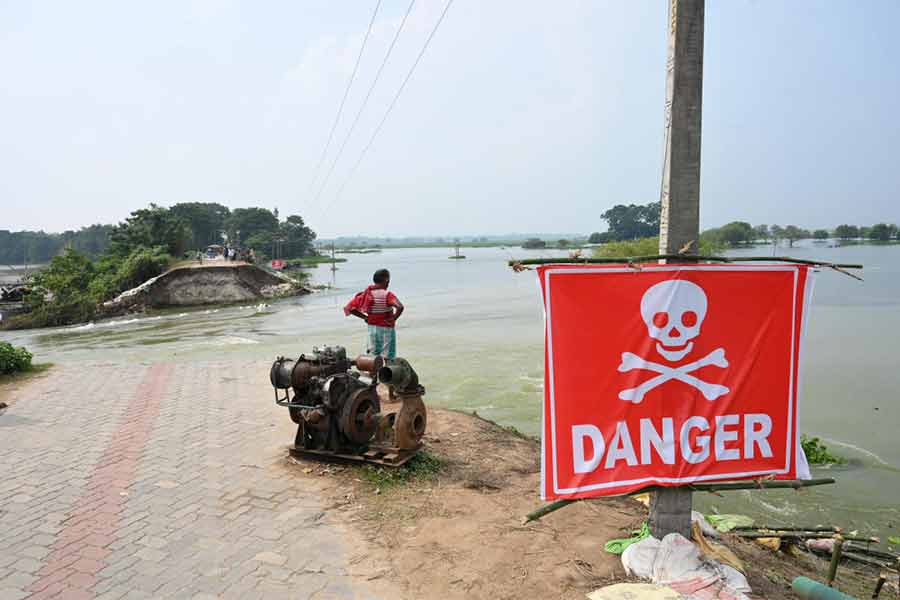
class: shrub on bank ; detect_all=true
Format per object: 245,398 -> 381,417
6,246 -> 173,330
0,341 -> 33,374
593,236 -> 725,258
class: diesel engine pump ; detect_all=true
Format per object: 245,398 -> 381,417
269,345 -> 427,466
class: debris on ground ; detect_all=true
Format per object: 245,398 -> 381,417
622,533 -> 752,599
705,514 -> 755,533
587,582 -> 681,599
605,522 -> 651,555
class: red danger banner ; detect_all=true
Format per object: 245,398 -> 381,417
538,264 -> 815,500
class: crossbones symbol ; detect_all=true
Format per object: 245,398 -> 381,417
617,348 -> 730,403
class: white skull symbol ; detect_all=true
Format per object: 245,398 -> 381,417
639,280 -> 708,362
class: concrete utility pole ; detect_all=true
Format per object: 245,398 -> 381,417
651,0 -> 705,539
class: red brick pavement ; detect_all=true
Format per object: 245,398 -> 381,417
25,364 -> 174,599
0,362 -> 389,600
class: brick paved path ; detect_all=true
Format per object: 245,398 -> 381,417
0,362 -> 389,600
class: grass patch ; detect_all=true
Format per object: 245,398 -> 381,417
801,434 -> 846,465
286,256 -> 348,267
360,450 -> 447,490
0,362 -> 53,384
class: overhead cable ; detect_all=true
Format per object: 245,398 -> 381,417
322,0 -> 456,215
309,0 -> 418,213
304,0 -> 382,204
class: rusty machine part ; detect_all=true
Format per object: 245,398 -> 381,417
270,346 -> 427,467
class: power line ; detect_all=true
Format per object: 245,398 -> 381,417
309,0 -> 417,214
321,0 -> 455,217
304,0 -> 382,204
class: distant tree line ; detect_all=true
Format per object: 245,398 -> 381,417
583,203 -> 898,249
702,221 -> 900,247
1,203 -> 318,265
0,225 -> 113,265
3,203 -> 318,330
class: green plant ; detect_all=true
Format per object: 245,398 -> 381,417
0,342 -> 33,374
593,236 -> 724,258
360,451 -> 446,489
800,434 -> 846,465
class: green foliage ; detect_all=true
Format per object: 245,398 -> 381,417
834,224 -> 860,239
594,236 -> 723,258
522,238 -> 546,249
778,225 -> 811,247
26,249 -> 97,307
170,202 -> 230,248
812,229 -> 830,240
868,223 -> 898,241
0,225 -> 112,264
702,221 -> 755,246
0,342 -> 33,374
226,207 -> 280,245
90,246 -> 172,300
284,256 -> 346,267
588,232 -> 603,244
800,434 -> 846,465
594,236 -> 659,257
108,204 -> 191,257
557,239 -> 570,248
12,246 -> 171,329
360,451 -> 446,489
753,224 -> 770,241
600,202 -> 660,240
888,536 -> 900,546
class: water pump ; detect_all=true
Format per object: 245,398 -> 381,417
269,346 -> 427,466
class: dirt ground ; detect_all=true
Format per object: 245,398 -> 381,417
282,408 -> 888,600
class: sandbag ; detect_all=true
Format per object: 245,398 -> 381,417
621,533 -> 752,600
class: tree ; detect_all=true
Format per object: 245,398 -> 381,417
170,202 -> 230,249
834,224 -> 859,240
812,229 -> 830,240
770,225 -> 785,242
226,208 -> 279,244
275,215 -> 316,258
588,232 -> 603,244
869,223 -> 895,241
707,221 -> 754,246
557,239 -> 570,248
753,224 -> 770,242
781,225 -> 810,247
108,204 -> 191,257
600,202 -> 661,240
522,238 -> 546,249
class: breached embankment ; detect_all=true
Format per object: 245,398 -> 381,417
102,263 -> 308,314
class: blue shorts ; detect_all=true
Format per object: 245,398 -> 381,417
367,325 -> 396,359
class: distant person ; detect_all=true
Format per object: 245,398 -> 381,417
344,268 -> 404,359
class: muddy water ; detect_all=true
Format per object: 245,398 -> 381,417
3,244 -> 899,543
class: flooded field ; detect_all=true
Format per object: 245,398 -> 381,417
3,244 -> 899,545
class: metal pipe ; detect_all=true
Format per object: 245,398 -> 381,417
792,576 -> 854,599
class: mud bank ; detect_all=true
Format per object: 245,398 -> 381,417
103,263 -> 308,312
283,409 -> 884,600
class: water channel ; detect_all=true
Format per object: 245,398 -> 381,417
3,244 -> 898,544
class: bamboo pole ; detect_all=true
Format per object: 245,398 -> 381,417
827,535 -> 844,587
736,531 -> 874,543
733,525 -> 839,533
522,478 -> 836,524
508,255 -> 864,270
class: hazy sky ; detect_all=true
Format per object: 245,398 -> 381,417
2,1 -> 898,238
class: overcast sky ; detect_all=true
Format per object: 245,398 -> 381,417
2,1 -> 898,238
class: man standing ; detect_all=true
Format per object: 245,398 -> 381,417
344,269 -> 404,359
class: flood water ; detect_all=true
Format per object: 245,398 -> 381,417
3,244 -> 899,544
